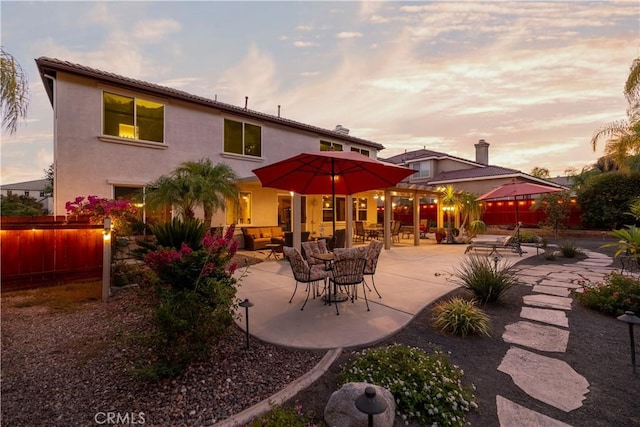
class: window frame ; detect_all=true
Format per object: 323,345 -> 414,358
353,197 -> 368,221
322,195 -> 346,222
350,147 -> 370,157
223,118 -> 263,158
320,140 -> 343,151
410,160 -> 432,179
102,90 -> 165,146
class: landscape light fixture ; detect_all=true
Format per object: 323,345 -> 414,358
616,311 -> 640,374
238,299 -> 254,350
355,386 -> 388,427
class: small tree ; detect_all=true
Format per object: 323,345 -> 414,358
43,163 -> 54,196
530,166 -> 550,178
0,194 -> 46,216
533,191 -> 571,238
146,159 -> 240,226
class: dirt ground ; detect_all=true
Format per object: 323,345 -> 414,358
289,238 -> 640,426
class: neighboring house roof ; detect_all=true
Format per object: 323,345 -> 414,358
383,148 -> 567,189
382,148 -> 479,168
1,179 -> 50,192
35,57 -> 384,151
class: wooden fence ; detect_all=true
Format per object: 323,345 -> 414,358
1,216 -> 104,292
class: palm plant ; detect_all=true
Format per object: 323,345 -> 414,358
1,48 -> 29,135
146,159 -> 240,225
441,185 -> 463,243
590,57 -> 640,172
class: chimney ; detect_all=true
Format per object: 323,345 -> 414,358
475,139 -> 489,165
334,124 -> 350,135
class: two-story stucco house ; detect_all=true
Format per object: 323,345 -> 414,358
36,57 -> 414,248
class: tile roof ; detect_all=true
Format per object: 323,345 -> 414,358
35,57 -> 384,151
1,179 -> 50,191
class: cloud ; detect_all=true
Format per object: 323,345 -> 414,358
293,41 -> 319,48
336,32 -> 363,39
132,19 -> 181,43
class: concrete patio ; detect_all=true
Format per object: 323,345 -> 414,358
233,237 -> 536,350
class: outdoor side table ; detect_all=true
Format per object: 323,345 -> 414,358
264,243 -> 282,261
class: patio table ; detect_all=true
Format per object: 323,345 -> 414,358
311,252 -> 349,303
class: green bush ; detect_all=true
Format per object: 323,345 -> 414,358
339,344 -> 477,426
454,256 -> 519,304
559,240 -> 584,258
150,217 -> 208,250
575,273 -> 640,316
520,231 -> 539,243
432,297 -> 491,337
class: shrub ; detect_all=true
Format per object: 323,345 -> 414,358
149,217 -> 209,250
432,297 -> 491,337
454,256 -> 519,304
65,195 -> 138,235
559,240 -> 584,258
519,231 -> 543,244
139,224 -> 240,378
339,344 -> 477,426
575,273 -> 640,316
543,250 -> 557,261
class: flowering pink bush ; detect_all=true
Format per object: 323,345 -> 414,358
144,224 -> 238,291
65,195 -> 138,234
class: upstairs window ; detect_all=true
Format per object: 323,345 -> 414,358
103,92 -> 164,143
224,119 -> 262,157
411,161 -> 431,179
320,141 -> 343,151
351,147 -> 370,157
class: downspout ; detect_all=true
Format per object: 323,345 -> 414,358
43,74 -> 57,217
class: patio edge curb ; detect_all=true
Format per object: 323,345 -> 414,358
212,347 -> 343,427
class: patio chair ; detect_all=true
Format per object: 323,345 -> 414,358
330,247 -> 368,315
464,223 -> 523,257
328,229 -> 346,251
391,220 -> 401,243
354,221 -> 367,244
363,239 -> 383,298
282,246 -> 329,311
301,239 -> 329,268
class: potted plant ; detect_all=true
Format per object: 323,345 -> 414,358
435,227 -> 447,243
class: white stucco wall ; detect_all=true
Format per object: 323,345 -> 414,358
51,72 -> 344,218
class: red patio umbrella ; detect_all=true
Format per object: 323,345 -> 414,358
477,179 -> 566,237
252,151 -> 414,235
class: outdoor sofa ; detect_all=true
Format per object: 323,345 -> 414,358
241,226 -> 284,250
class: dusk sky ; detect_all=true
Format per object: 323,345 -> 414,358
1,1 -> 638,185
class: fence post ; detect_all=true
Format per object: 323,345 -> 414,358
102,218 -> 112,301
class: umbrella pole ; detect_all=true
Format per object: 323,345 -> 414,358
332,158 -> 336,238
514,197 -> 520,240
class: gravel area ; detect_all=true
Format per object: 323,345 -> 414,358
1,287 -> 325,426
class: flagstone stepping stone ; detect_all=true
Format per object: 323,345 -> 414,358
520,306 -> 569,328
496,395 -> 572,427
533,284 -> 571,297
502,321 -> 569,352
548,272 -> 581,281
538,279 -> 583,289
523,294 -> 572,310
498,347 -> 589,412
577,261 -> 612,267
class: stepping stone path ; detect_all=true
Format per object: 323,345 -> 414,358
496,249 -> 616,426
